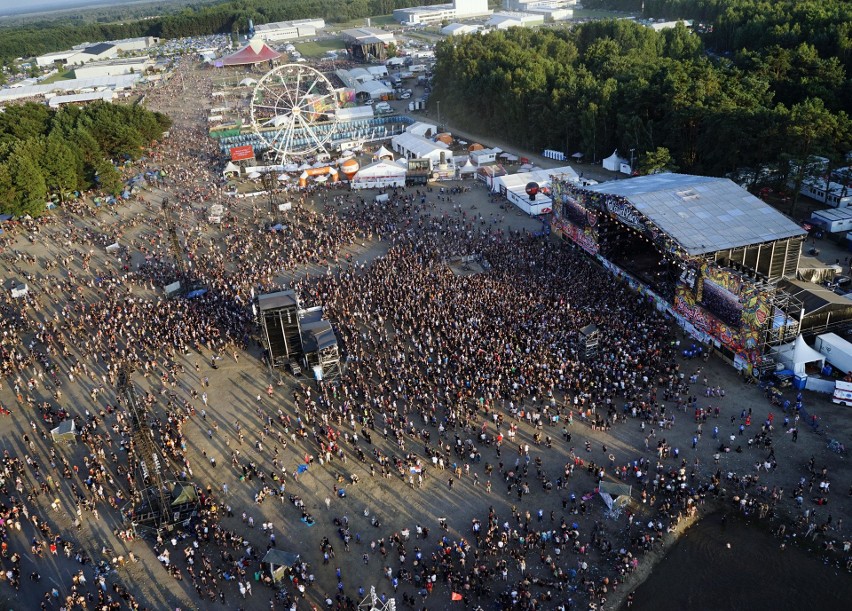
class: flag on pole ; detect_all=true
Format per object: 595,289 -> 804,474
451,592 -> 463,601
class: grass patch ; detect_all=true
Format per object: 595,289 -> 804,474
41,69 -> 75,83
294,38 -> 345,58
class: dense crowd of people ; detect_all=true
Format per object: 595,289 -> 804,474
0,55 -> 846,611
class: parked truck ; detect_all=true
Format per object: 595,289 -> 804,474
815,332 -> 852,373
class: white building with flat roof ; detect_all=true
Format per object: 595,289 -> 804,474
71,43 -> 118,65
74,57 -> 154,79
504,0 -> 576,11
392,131 -> 449,169
394,0 -> 492,24
36,50 -> 80,68
441,23 -> 483,36
109,37 -> 160,52
487,11 -> 545,29
47,90 -> 115,108
252,19 -> 325,42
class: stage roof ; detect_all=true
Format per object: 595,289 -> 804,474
257,290 -> 297,311
780,279 -> 852,316
586,174 -> 806,255
222,40 -> 281,66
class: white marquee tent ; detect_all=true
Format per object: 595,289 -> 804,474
603,150 -> 630,173
373,145 -> 394,161
459,159 -> 476,175
351,159 -> 407,190
771,335 -> 825,376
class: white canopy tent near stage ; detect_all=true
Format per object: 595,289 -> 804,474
771,335 -> 825,376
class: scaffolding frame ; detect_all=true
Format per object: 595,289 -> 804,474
118,363 -> 199,534
358,586 -> 395,611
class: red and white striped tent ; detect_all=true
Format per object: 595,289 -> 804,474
221,39 -> 281,66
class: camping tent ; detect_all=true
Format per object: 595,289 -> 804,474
602,150 -> 628,172
771,335 -> 826,376
51,419 -> 77,444
262,549 -> 300,583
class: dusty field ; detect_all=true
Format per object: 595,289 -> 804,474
0,59 -> 848,611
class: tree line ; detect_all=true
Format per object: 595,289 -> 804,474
583,0 -> 852,73
431,20 -> 851,193
0,102 -> 171,217
0,0 -> 444,62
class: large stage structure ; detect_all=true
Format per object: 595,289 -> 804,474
256,290 -> 342,381
118,363 -> 200,534
258,290 -> 303,368
551,173 -> 816,368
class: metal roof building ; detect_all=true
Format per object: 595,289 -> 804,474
252,19 -> 325,42
0,73 -> 142,103
551,173 -> 811,367
48,90 -> 115,108
585,174 -> 806,256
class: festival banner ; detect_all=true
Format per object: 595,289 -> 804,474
230,145 -> 254,161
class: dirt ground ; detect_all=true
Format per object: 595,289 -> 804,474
0,59 -> 849,611
1,179 -> 849,611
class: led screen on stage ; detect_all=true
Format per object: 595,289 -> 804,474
701,278 -> 742,327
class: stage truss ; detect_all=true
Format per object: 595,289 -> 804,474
359,586 -> 395,611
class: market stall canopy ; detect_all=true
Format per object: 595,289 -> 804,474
223,161 -> 240,176
459,159 -> 476,174
221,39 -> 281,66
262,549 -> 300,583
374,145 -> 394,160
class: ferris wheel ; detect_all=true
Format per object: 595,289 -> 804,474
250,64 -> 340,162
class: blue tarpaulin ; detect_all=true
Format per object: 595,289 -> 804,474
186,289 -> 208,299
